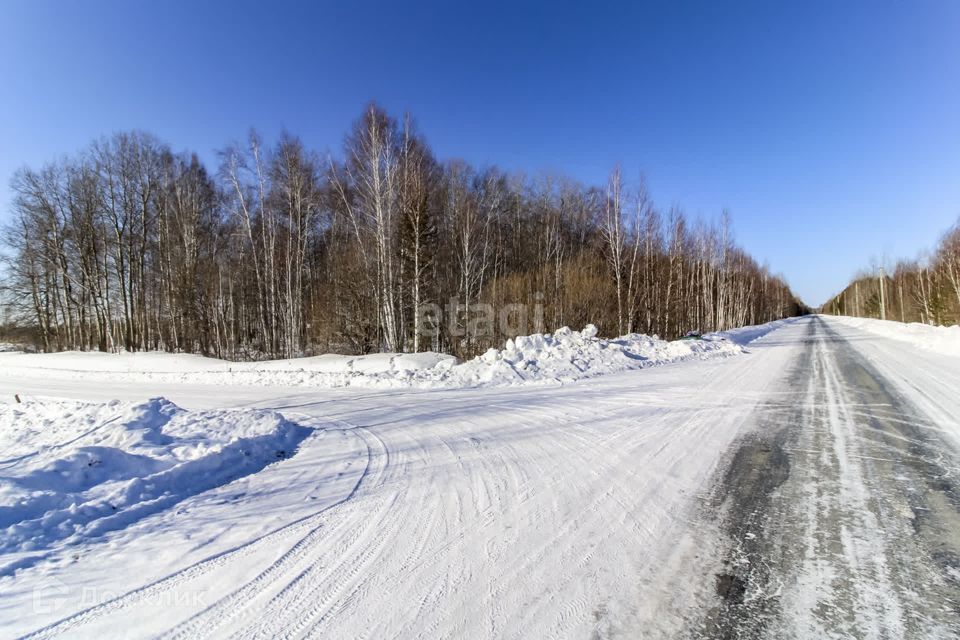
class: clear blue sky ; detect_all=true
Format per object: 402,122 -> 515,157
2,0 -> 959,306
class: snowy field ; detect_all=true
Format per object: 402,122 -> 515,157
0,316 -> 958,638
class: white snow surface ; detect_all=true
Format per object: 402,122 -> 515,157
0,315 -> 955,638
825,315 -> 960,447
0,317 -> 805,639
0,399 -> 308,565
0,321 -> 787,391
826,315 -> 960,358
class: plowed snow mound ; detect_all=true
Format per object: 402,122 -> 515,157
453,324 -> 744,385
0,319 -> 796,389
0,398 -> 308,562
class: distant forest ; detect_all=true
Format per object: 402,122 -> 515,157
823,220 -> 960,326
1,104 -> 805,359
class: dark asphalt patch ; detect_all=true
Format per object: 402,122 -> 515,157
690,320 -> 816,639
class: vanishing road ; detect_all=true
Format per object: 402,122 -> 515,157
1,316 -> 959,639
694,316 -> 960,639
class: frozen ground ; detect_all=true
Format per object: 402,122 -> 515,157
0,316 -> 957,638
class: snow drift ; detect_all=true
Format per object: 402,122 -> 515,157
451,324 -> 748,385
0,398 -> 309,565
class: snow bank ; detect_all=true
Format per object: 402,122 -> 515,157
712,317 -> 800,346
825,315 -> 960,358
0,398 -> 308,564
0,319 -> 800,390
452,325 -> 744,385
450,316 -> 795,386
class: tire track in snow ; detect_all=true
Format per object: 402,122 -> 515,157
157,425 -> 393,640
10,320 -> 806,640
19,427 -> 370,640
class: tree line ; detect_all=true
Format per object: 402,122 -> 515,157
822,219 -> 960,325
1,103 -> 805,359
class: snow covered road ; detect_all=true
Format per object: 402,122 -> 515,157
1,316 -> 959,638
696,317 -> 960,638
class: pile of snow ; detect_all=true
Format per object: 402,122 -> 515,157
826,315 -> 960,358
452,324 -> 745,385
0,398 -> 308,565
0,319 -> 797,390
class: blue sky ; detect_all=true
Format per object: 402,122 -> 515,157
1,0 -> 959,305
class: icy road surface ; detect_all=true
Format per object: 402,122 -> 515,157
1,315 -> 959,638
